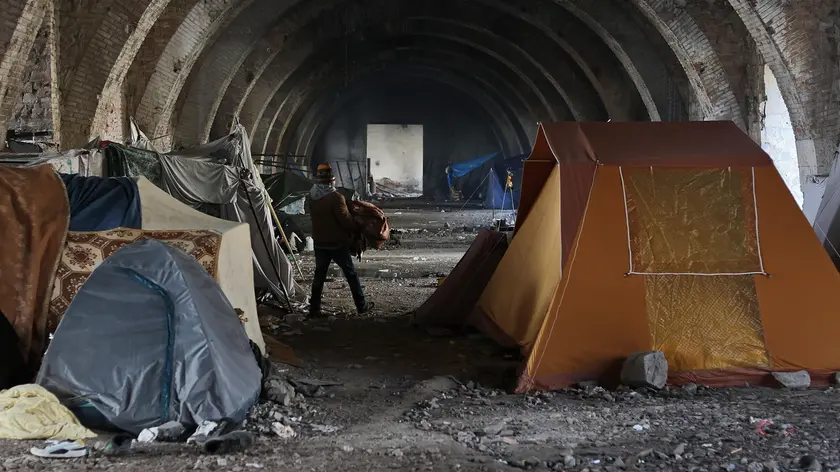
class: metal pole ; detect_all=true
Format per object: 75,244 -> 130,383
490,168 -> 496,222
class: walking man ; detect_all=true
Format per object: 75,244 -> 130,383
309,164 -> 374,317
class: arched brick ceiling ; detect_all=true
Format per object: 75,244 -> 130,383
2,0 -> 838,179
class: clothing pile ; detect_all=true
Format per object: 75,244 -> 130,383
348,200 -> 390,259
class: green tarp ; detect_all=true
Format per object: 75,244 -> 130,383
261,171 -> 314,209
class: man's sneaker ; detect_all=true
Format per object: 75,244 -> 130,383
357,302 -> 375,314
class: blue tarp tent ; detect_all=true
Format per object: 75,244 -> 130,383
447,152 -> 499,187
484,172 -> 520,210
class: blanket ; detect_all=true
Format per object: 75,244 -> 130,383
0,384 -> 95,440
0,165 -> 69,368
48,228 -> 222,332
348,200 -> 390,259
60,174 -> 142,231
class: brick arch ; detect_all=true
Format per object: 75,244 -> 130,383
288,65 -> 535,163
264,49 -> 539,158
234,14 -> 606,152
171,0 -> 690,148
53,0 -> 165,147
210,0 -> 651,142
630,0 -> 744,127
132,0 -> 256,150
251,34 -> 577,157
120,0 -> 203,129
87,0 -> 170,142
276,61 -> 535,160
0,0 -> 48,148
727,0 -> 840,182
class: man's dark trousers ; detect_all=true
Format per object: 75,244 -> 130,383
310,246 -> 366,313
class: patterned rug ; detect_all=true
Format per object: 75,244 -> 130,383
49,228 -> 222,329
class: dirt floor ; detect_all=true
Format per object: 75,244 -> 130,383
4,209 -> 840,471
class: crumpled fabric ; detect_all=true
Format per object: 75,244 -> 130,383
348,200 -> 390,259
0,384 -> 95,440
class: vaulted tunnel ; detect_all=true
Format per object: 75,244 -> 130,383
1,0 -> 838,198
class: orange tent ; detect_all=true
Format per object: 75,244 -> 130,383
473,121 -> 840,391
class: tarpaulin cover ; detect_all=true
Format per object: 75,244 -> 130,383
158,155 -> 240,206
414,230 -> 508,328
0,165 -> 69,369
263,171 -> 314,209
104,126 -> 304,303
623,168 -> 761,273
59,174 -> 141,232
448,152 -> 499,185
37,239 -> 261,435
484,173 -> 520,210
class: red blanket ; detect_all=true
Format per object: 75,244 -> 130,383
348,200 -> 389,259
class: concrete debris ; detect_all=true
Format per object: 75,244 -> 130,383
621,351 -> 668,390
772,371 -> 811,389
272,423 -> 296,439
263,377 -> 297,406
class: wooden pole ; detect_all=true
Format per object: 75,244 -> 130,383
264,190 -> 305,278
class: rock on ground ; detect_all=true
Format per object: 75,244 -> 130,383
621,351 -> 668,389
772,370 -> 811,389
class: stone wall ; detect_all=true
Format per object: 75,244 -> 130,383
9,23 -> 52,133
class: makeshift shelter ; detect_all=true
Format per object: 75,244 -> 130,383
104,124 -> 304,303
475,121 -> 840,391
0,149 -> 103,176
413,230 -> 508,328
47,177 -> 266,354
38,239 -> 262,435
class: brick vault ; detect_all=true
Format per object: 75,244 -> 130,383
0,0 -> 837,186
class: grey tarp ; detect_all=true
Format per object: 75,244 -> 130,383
158,155 -> 240,205
163,125 -> 304,302
813,157 -> 840,268
37,239 -> 261,434
106,124 -> 304,303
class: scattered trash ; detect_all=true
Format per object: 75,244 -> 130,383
30,440 -> 88,458
246,463 -> 264,469
139,421 -> 187,443
187,420 -> 219,445
272,422 -> 296,439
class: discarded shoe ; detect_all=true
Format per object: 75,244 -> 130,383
30,440 -> 88,459
202,431 -> 256,455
